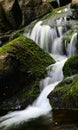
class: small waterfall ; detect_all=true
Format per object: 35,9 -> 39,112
69,33 -> 77,56
29,21 -> 57,53
30,21 -> 42,44
26,20 -> 68,54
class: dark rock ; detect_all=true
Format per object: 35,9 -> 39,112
49,0 -> 58,8
59,0 -> 71,6
0,0 -> 52,35
0,3 -> 12,34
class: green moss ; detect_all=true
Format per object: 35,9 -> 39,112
49,75 -> 78,109
63,30 -> 74,44
60,75 -> 78,107
0,36 -> 21,54
63,55 -> 78,77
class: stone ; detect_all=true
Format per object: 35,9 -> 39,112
0,35 -> 55,110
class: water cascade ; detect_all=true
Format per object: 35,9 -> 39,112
0,16 -> 78,129
68,33 -> 77,56
29,21 -> 57,53
27,20 -> 77,59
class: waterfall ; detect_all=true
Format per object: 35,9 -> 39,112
29,21 -> 57,53
0,18 -> 78,129
26,20 -> 67,54
26,18 -> 70,58
0,21 -> 68,129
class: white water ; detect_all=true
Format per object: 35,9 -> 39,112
0,18 -> 77,129
68,33 -> 77,56
29,21 -> 57,53
56,0 -> 60,7
52,36 -> 63,55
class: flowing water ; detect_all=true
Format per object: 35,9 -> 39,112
0,16 -> 78,130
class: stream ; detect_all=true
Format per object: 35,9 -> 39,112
0,8 -> 78,130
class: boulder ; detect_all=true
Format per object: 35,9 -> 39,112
48,75 -> 78,109
63,55 -> 78,77
0,35 -> 55,110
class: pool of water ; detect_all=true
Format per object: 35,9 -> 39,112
0,109 -> 78,130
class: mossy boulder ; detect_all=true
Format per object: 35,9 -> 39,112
63,55 -> 78,77
48,74 -> 78,109
0,35 -> 55,110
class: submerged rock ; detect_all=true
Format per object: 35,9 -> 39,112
0,35 -> 55,110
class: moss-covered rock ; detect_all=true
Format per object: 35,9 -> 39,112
0,35 -> 55,110
63,55 -> 78,77
48,74 -> 78,109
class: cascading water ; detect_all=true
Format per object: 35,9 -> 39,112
28,21 -> 57,53
0,19 -> 67,128
0,13 -> 78,130
0,57 -> 66,130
